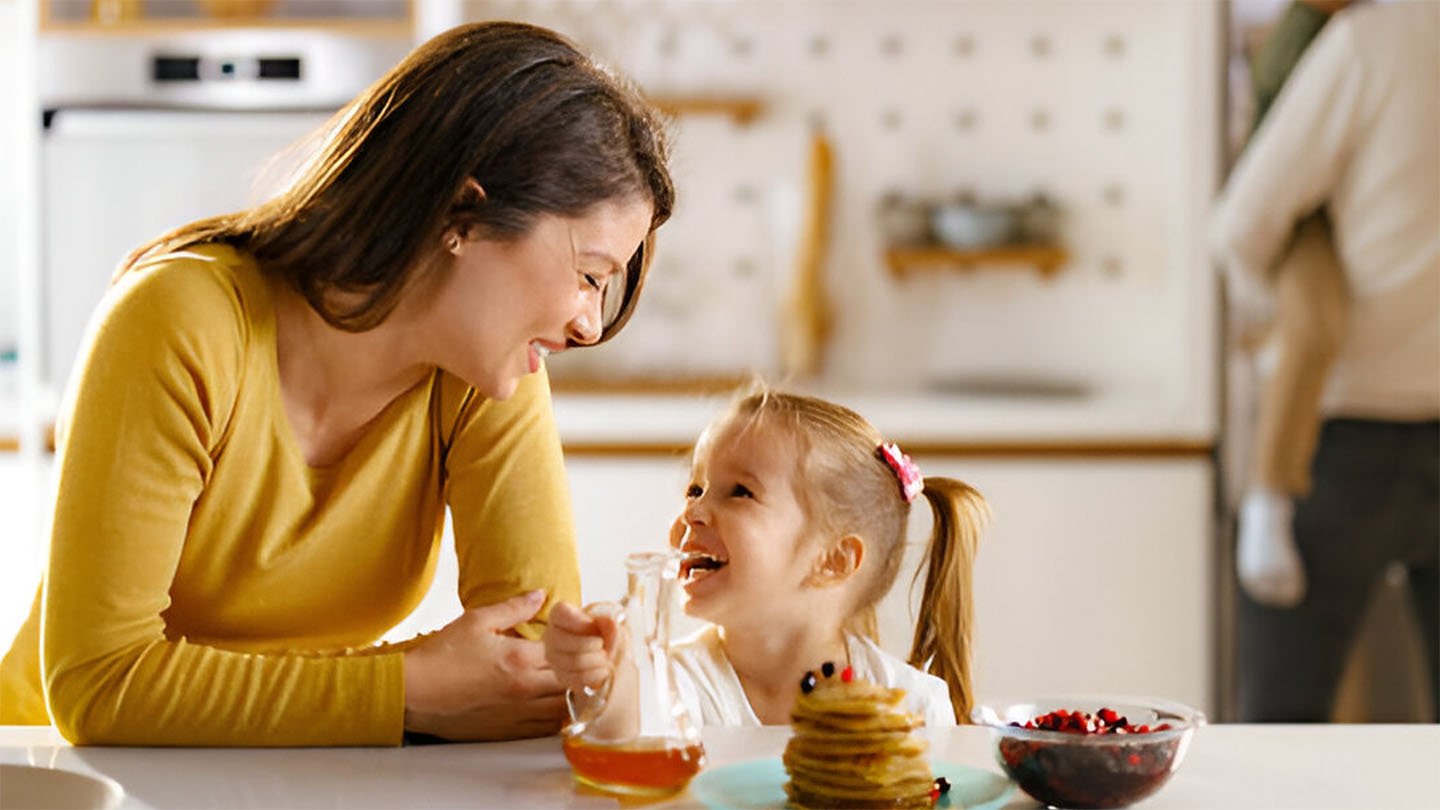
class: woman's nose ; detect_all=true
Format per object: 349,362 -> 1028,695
566,293 -> 603,346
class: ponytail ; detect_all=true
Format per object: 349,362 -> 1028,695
908,477 -> 989,723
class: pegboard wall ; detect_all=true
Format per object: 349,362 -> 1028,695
472,0 -> 1220,408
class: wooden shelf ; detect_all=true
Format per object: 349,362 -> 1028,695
885,245 -> 1069,279
649,95 -> 765,126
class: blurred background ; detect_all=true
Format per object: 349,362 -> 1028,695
0,0 -> 1431,723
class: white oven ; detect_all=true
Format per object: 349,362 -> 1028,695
37,29 -> 409,395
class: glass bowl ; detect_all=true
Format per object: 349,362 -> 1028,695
971,696 -> 1205,809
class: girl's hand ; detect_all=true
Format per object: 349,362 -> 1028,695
543,601 -> 621,690
402,590 -> 568,741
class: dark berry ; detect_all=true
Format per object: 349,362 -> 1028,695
821,661 -> 836,678
934,776 -> 951,794
800,672 -> 817,694
840,666 -> 854,682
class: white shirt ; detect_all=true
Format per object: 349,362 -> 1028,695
1211,1 -> 1440,421
669,625 -> 956,728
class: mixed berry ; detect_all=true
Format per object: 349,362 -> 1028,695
1011,707 -> 1173,735
797,662 -> 853,694
995,707 -> 1186,809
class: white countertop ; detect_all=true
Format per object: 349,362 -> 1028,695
3,724 -> 1435,809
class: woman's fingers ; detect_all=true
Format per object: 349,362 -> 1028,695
470,590 -> 547,634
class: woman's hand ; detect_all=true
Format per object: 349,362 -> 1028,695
402,590 -> 568,741
543,602 -> 621,691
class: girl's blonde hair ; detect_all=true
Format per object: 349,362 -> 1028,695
718,386 -> 989,723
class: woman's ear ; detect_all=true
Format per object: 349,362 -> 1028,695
807,535 -> 865,587
445,178 -> 488,249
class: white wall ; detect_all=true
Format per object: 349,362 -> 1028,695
496,0 -> 1220,442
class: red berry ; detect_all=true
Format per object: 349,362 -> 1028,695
1128,753 -> 1141,766
840,666 -> 854,682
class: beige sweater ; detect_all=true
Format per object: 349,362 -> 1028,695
1211,1 -> 1440,422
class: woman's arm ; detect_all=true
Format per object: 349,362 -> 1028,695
443,370 -> 582,625
398,370 -> 581,740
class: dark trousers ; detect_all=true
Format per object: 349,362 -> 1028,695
1238,419 -> 1440,722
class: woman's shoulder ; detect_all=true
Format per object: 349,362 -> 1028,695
110,243 -> 265,331
430,367 -> 557,451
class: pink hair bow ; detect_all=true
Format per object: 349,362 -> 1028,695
879,442 -> 923,503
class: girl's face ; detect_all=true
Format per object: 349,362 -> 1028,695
673,420 -> 821,626
424,197 -> 653,400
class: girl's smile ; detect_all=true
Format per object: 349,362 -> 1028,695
671,421 -> 816,626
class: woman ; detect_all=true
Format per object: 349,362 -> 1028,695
0,21 -> 674,746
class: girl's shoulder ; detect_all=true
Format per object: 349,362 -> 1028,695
846,634 -> 956,726
671,624 -> 725,663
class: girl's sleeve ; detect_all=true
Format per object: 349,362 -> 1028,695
42,263 -> 404,746
443,369 -> 581,639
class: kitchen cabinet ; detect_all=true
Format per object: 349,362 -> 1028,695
387,448 -> 1214,716
566,453 -> 1214,715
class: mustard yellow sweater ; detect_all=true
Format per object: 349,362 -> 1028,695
0,244 -> 579,745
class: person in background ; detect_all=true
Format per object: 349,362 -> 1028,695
1226,0 -> 1354,609
1211,0 -> 1439,722
0,21 -> 675,745
545,386 -> 988,728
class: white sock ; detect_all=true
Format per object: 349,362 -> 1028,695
1237,489 -> 1307,608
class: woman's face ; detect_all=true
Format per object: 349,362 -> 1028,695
427,196 -> 653,400
672,420 -> 821,628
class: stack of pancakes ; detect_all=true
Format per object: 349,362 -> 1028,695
782,673 -> 936,808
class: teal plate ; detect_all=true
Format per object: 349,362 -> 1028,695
689,758 -> 1016,810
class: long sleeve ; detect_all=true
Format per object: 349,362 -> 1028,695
41,257 -> 404,746
443,368 -> 581,640
1211,14 -> 1366,286
1248,2 -> 1331,134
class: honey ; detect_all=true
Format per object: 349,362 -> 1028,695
562,736 -> 706,796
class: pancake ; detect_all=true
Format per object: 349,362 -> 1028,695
782,665 -> 948,809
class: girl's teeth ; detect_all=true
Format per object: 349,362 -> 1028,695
532,343 -> 550,358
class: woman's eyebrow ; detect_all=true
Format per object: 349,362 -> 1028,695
579,248 -> 625,277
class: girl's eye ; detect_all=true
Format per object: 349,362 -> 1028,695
582,272 -> 603,292
730,483 -> 753,498
686,484 -> 704,499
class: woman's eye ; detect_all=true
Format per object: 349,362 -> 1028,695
686,484 -> 703,499
730,484 -> 753,498
582,272 -> 602,292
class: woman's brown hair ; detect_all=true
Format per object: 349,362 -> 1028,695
720,386 -> 989,723
123,21 -> 674,344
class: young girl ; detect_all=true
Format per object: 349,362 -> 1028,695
545,387 -> 988,727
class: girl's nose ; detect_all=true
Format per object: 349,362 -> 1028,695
682,497 -> 708,527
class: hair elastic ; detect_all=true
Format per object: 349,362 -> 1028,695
878,442 -> 923,503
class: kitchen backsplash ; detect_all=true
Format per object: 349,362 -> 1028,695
491,0 -> 1218,415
